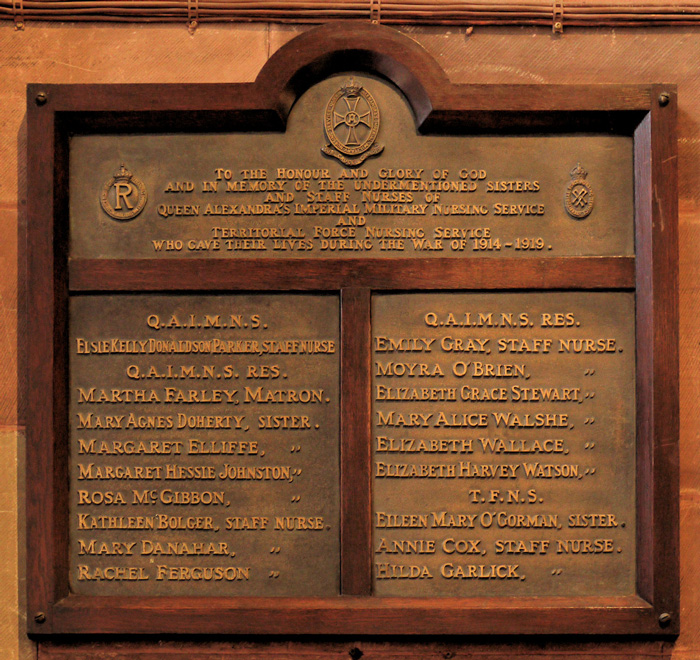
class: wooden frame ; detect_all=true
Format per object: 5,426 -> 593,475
26,21 -> 678,637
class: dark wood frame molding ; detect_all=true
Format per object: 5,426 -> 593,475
26,21 -> 678,638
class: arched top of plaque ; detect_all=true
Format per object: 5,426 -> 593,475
255,22 -> 449,128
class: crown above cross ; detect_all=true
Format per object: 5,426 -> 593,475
341,78 -> 362,96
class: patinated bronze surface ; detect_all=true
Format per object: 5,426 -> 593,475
69,294 -> 340,596
26,25 -> 679,636
70,75 -> 634,260
372,292 -> 636,596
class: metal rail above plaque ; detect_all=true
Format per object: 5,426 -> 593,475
26,22 -> 678,638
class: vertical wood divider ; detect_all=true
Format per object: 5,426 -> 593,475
340,288 -> 372,595
27,86 -> 57,634
649,85 -> 679,620
634,111 -> 653,606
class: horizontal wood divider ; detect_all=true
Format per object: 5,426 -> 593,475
69,256 -> 635,292
32,82 -> 653,114
48,593 -> 657,636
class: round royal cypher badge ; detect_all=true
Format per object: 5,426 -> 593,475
100,163 -> 147,221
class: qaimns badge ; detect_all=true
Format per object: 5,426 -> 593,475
322,78 -> 384,166
100,163 -> 147,221
565,163 -> 594,220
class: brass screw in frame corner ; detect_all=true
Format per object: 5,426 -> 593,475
35,92 -> 47,106
34,612 -> 46,624
658,92 -> 671,107
658,612 -> 672,627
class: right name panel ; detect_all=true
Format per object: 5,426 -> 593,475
372,292 -> 636,597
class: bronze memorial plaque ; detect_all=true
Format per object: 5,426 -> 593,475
69,294 -> 340,596
373,292 -> 636,596
27,25 -> 678,637
70,74 -> 633,260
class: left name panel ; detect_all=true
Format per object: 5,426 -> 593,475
69,294 -> 340,596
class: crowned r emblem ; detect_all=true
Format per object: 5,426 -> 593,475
100,163 -> 148,221
322,78 -> 384,166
